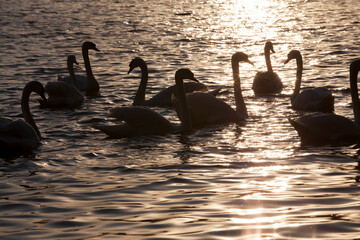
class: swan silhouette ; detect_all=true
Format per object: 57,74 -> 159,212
59,41 -> 100,95
252,41 -> 282,94
172,52 -> 253,127
285,50 -> 334,112
0,81 -> 46,159
92,68 -> 197,138
40,55 -> 84,108
128,57 -> 220,107
289,59 -> 360,146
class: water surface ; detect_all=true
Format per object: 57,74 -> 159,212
1,0 -> 360,239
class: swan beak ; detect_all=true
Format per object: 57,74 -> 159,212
271,49 -> 275,53
284,58 -> 290,64
190,76 -> 199,83
74,60 -> 79,65
127,66 -> 135,74
94,47 -> 100,52
246,59 -> 254,66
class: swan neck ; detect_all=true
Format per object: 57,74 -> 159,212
232,60 -> 248,117
175,77 -> 192,132
68,60 -> 79,90
133,62 -> 148,105
350,65 -> 360,124
82,47 -> 99,93
292,56 -> 303,100
21,86 -> 41,139
83,47 -> 94,80
265,47 -> 273,72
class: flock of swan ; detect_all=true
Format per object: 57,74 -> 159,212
0,41 -> 360,159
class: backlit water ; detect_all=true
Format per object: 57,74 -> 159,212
1,0 -> 360,239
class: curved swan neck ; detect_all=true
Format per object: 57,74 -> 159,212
133,60 -> 149,105
350,61 -> 360,124
232,60 -> 248,117
68,59 -> 79,90
291,55 -> 303,100
82,47 -> 99,94
175,77 -> 192,132
265,45 -> 273,72
21,84 -> 41,139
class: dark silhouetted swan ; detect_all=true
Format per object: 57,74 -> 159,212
0,81 -> 46,159
285,50 -> 334,112
92,68 -> 197,138
40,55 -> 84,108
128,57 -> 220,107
172,52 -> 253,127
59,41 -> 100,95
289,59 -> 360,146
252,41 -> 282,94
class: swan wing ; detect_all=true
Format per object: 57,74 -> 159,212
0,118 -> 40,158
45,81 -> 84,107
108,106 -> 173,131
59,75 -> 88,91
145,82 -> 209,107
92,123 -> 133,138
93,107 -> 174,138
289,113 -> 360,145
174,92 -> 239,126
292,87 -> 334,112
252,71 -> 282,94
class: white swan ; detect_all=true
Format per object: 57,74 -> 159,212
92,68 -> 197,138
172,52 -> 253,127
289,59 -> 360,146
40,55 -> 84,108
0,81 -> 46,159
252,41 -> 282,94
128,57 -> 220,107
285,50 -> 334,112
59,41 -> 100,94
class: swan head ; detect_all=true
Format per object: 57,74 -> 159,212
175,68 -> 199,82
67,55 -> 79,65
128,57 -> 145,74
284,50 -> 301,64
232,52 -> 254,66
265,41 -> 275,53
24,81 -> 47,107
26,81 -> 46,99
350,59 -> 360,73
82,41 -> 100,52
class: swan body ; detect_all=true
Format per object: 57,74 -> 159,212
59,41 -> 100,94
172,52 -> 253,127
94,107 -> 174,138
285,50 -> 334,112
252,41 -> 282,94
93,68 -> 197,138
289,59 -> 360,146
42,55 -> 84,108
291,87 -> 334,112
128,57 -> 220,107
0,81 -> 46,159
173,92 -> 240,127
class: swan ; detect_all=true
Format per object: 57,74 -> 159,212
285,50 -> 334,112
128,57 -> 220,107
172,52 -> 253,127
252,41 -> 282,94
40,55 -> 84,108
289,59 -> 360,146
92,68 -> 197,138
0,81 -> 46,159
59,41 -> 100,94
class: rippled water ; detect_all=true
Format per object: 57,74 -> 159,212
1,0 -> 360,239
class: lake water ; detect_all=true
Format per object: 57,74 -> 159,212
1,0 -> 360,239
